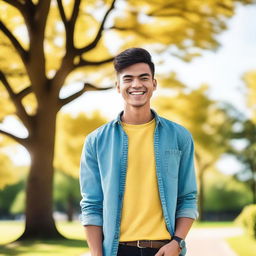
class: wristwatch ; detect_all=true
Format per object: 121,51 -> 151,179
171,235 -> 186,250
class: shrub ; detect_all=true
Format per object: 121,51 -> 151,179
236,204 -> 256,239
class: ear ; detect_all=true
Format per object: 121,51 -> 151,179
116,81 -> 120,93
153,79 -> 157,91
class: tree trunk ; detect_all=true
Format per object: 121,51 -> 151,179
198,172 -> 204,221
19,105 -> 64,240
195,153 -> 205,221
252,175 -> 256,204
67,195 -> 74,222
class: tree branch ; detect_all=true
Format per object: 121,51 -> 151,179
76,0 -> 116,54
56,0 -> 68,28
16,86 -> 33,100
0,20 -> 28,65
70,0 -> 81,27
75,57 -> 114,68
2,0 -> 24,10
106,25 -> 154,39
0,128 -> 29,147
33,0 -> 51,35
57,0 -> 81,61
0,70 -> 32,130
59,82 -> 113,107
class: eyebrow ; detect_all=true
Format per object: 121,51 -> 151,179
122,73 -> 151,79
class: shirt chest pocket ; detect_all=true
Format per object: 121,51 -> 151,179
164,149 -> 182,178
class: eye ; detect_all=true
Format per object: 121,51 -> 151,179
141,77 -> 149,81
123,78 -> 132,82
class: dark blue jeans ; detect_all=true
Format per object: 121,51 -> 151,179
117,244 -> 159,256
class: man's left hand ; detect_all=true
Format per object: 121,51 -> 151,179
154,240 -> 181,256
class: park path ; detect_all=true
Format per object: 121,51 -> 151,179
186,227 -> 243,256
81,227 -> 243,256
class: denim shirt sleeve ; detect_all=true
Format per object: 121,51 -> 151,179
79,135 -> 103,226
176,134 -> 198,219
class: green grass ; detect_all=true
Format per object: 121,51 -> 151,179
227,234 -> 256,256
1,220 -> 254,256
193,221 -> 234,228
0,221 -> 88,256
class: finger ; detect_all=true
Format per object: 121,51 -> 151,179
154,250 -> 163,256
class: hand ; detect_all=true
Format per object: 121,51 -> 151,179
154,240 -> 181,256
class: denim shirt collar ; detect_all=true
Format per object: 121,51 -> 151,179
113,109 -> 162,126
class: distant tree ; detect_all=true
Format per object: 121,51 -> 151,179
204,169 -> 253,214
0,0 -> 254,239
244,70 -> 256,124
230,119 -> 256,203
0,179 -> 25,218
54,171 -> 80,222
153,85 -> 234,220
0,134 -> 24,189
0,153 -> 16,189
54,111 -> 107,221
229,71 -> 256,203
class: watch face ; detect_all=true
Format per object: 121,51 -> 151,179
180,239 -> 186,248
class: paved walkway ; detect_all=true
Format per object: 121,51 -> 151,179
81,227 -> 243,256
186,227 -> 243,256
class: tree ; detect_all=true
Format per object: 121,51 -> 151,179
244,70 -> 256,124
0,0 -> 254,239
54,111 -> 107,221
0,179 -> 25,218
233,120 -> 256,203
229,71 -> 256,204
0,135 -> 22,189
153,85 -> 234,220
228,114 -> 256,204
204,169 -> 253,215
243,71 -> 256,203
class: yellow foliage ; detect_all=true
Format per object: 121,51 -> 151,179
0,86 -> 15,121
21,93 -> 38,115
153,84 -> 229,171
74,14 -> 99,48
243,71 -> 256,124
54,111 -> 107,177
0,3 -> 29,50
0,153 -> 17,189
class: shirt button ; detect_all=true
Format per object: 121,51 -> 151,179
119,194 -> 123,200
114,234 -> 118,239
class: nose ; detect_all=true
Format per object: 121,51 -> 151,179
131,78 -> 142,88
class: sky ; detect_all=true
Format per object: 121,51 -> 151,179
1,3 -> 256,172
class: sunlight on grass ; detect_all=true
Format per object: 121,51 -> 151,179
0,220 -> 85,244
193,221 -> 234,228
227,234 -> 256,256
0,221 -> 24,244
56,221 -> 85,240
0,239 -> 87,256
0,221 -> 88,256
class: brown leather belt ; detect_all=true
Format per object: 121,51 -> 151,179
119,240 -> 171,249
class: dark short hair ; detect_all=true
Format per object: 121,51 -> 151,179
113,48 -> 155,77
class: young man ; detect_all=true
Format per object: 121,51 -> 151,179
79,48 -> 198,256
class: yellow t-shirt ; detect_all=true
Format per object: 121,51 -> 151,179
119,118 -> 171,241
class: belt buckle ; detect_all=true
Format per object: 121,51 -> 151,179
137,240 -> 147,248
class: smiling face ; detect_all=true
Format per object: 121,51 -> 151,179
116,62 -> 157,109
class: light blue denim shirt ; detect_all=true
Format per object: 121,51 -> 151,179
80,110 -> 198,256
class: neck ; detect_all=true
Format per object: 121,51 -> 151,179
121,105 -> 153,125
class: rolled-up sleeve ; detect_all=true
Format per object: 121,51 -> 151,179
176,135 -> 198,219
79,135 -> 103,226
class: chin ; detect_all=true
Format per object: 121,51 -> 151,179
130,103 -> 147,108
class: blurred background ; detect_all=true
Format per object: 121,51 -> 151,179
0,0 -> 255,255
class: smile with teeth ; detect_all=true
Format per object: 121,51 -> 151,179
129,91 -> 146,95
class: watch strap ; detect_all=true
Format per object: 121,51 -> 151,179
171,235 -> 185,249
